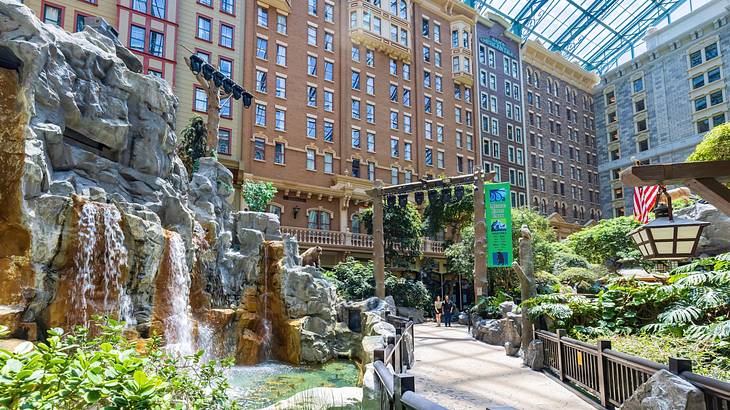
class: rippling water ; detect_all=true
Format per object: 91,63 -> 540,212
227,361 -> 360,409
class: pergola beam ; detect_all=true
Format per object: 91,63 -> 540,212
620,161 -> 730,217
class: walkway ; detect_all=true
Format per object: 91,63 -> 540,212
409,323 -> 596,410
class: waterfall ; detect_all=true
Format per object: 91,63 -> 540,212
260,245 -> 272,361
163,232 -> 195,356
70,202 -> 134,327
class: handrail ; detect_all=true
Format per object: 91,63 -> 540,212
534,328 -> 730,409
281,226 -> 445,254
401,391 -> 449,410
373,360 -> 395,397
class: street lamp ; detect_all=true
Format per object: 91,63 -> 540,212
628,187 -> 709,260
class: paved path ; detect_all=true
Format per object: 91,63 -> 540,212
408,323 -> 595,410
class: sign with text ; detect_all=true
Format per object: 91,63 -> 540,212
485,183 -> 513,268
479,36 -> 516,59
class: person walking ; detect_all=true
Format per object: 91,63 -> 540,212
443,296 -> 454,327
434,295 -> 443,327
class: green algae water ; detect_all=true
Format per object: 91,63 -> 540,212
227,361 -> 360,409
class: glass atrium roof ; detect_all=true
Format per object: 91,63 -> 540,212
468,0 -> 712,73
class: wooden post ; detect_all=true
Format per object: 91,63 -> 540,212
596,340 -> 611,407
473,169 -> 488,299
372,180 -> 386,299
374,348 -> 385,363
393,374 -> 415,410
395,328 -> 403,373
669,357 -> 692,375
557,329 -> 567,381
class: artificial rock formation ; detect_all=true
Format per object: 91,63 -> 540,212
0,2 -> 379,367
676,202 -> 730,256
620,369 -> 705,410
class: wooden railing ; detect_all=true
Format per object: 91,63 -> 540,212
372,315 -> 447,410
281,227 -> 445,254
535,329 -> 730,408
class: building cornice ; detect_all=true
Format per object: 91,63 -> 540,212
414,0 -> 477,23
522,40 -> 599,92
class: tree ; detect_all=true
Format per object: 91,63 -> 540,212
423,186 -> 474,238
445,225 -> 475,282
687,123 -> 730,162
566,216 -> 642,271
242,181 -> 277,212
177,116 -> 212,178
361,202 -> 424,268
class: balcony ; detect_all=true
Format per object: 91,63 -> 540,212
281,226 -> 445,256
349,0 -> 412,63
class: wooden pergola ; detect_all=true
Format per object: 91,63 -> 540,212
620,160 -> 730,216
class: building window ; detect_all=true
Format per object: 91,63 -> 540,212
133,0 -> 147,13
391,137 -> 399,157
351,128 -> 361,148
324,91 -> 333,112
437,151 -> 444,169
277,14 -> 287,34
403,63 -> 410,80
255,37 -> 268,59
366,103 -> 375,123
219,24 -> 234,48
129,25 -> 146,51
324,61 -> 334,81
403,89 -> 411,106
390,111 -> 398,129
194,88 -> 207,112
75,14 -> 86,32
425,147 -> 433,166
632,77 -> 644,93
218,129 -> 231,155
255,103 -> 266,126
307,26 -> 317,46
324,153 -> 333,173
219,58 -> 232,78
308,0 -> 318,15
708,67 -> 721,83
705,43 -> 719,61
220,98 -> 231,118
325,3 -> 334,22
197,16 -> 212,41
275,109 -> 286,131
324,32 -> 334,51
307,55 -> 317,76
351,99 -> 360,119
306,149 -> 316,170
391,167 -> 399,185
308,210 -> 331,230
710,90 -> 724,106
221,0 -> 234,14
255,70 -> 267,93
254,138 -> 266,161
366,49 -> 374,67
323,121 -> 334,142
366,76 -> 375,95
352,45 -> 360,62
307,86 -> 317,107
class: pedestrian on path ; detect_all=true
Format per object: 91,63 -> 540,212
433,295 -> 443,327
443,296 -> 454,327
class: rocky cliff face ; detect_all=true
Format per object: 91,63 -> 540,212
0,2 -> 377,365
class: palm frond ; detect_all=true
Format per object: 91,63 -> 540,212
657,304 -> 703,325
696,288 -> 728,309
675,271 -> 715,287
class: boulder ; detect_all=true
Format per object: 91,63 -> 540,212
620,369 -> 705,410
676,203 -> 730,256
384,296 -> 397,316
397,306 -> 425,324
236,211 -> 282,241
504,342 -> 520,356
499,301 -> 517,318
476,319 -> 504,345
524,339 -> 544,370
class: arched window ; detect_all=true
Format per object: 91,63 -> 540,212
553,201 -> 559,213
307,209 -> 332,230
590,209 -> 595,220
526,69 -> 532,85
561,203 -> 567,216
541,199 -> 547,214
532,196 -> 539,210
580,207 -> 585,220
573,206 -> 578,219
351,214 -> 361,234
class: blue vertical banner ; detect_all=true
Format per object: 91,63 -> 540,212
485,183 -> 513,268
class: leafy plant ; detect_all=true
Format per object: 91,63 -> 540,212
566,216 -> 645,271
177,116 -> 212,178
242,181 -> 277,212
552,251 -> 589,275
445,225 -> 475,282
0,319 -> 239,409
361,203 -> 424,268
557,267 -> 603,294
422,186 -> 474,237
687,123 -> 730,162
470,292 -> 513,319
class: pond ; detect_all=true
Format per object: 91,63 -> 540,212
227,360 -> 361,409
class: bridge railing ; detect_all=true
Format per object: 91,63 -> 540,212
535,328 -> 730,408
372,316 -> 447,410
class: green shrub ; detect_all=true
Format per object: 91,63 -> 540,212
327,258 -> 430,311
552,251 -> 589,275
0,320 -> 238,409
558,267 -> 603,293
242,181 -> 277,212
535,270 -> 560,294
470,292 -> 512,319
687,123 -> 730,162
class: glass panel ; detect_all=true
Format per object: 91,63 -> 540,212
676,241 -> 695,254
649,227 -> 674,240
655,241 -> 674,255
676,225 -> 700,239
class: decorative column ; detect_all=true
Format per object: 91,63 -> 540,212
513,224 -> 536,352
372,180 -> 385,299
473,169 -> 488,299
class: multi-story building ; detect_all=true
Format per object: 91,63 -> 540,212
522,40 -> 602,226
27,0 -> 246,204
242,0 -> 476,267
474,14 -> 528,208
594,0 -> 730,217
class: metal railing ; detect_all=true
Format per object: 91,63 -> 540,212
535,329 -> 730,409
281,226 -> 445,254
372,315 -> 447,410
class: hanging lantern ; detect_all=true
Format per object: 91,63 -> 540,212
414,191 -> 424,205
201,63 -> 215,80
428,189 -> 439,203
398,194 -> 408,208
628,187 -> 709,260
441,187 -> 452,203
386,195 -> 397,207
189,54 -> 204,75
455,185 -> 465,201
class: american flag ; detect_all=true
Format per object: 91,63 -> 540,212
633,185 -> 660,224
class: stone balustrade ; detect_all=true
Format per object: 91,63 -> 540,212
281,226 -> 445,255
